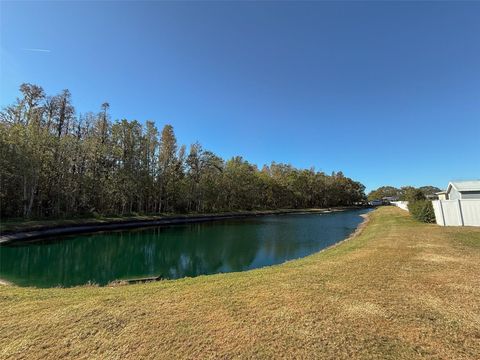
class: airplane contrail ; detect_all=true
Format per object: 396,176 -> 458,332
22,48 -> 51,53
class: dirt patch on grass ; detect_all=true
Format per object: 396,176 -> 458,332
0,279 -> 12,286
417,253 -> 463,263
344,301 -> 387,317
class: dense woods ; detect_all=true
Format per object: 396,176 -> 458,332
0,84 -> 366,219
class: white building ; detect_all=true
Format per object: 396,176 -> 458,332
432,180 -> 480,227
436,181 -> 480,201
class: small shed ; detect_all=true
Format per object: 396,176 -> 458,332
436,191 -> 448,201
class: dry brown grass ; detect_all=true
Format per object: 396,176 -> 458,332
1,207 -> 479,359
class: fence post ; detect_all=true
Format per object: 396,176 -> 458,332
438,200 -> 446,226
457,199 -> 464,226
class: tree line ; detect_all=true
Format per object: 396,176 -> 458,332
0,84 -> 366,219
367,186 -> 441,202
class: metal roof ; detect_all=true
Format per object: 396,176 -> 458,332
447,180 -> 480,193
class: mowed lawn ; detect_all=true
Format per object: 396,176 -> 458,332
1,207 -> 479,359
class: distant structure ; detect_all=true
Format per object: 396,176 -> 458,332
436,181 -> 480,201
382,196 -> 399,203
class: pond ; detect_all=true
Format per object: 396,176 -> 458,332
0,209 -> 369,288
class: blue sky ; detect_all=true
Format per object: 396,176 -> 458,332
1,1 -> 479,192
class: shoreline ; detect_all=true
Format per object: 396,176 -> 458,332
309,211 -> 371,258
0,206 -> 368,245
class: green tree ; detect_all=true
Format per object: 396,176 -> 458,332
367,186 -> 401,201
0,83 -> 367,219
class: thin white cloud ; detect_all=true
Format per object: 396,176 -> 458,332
22,48 -> 51,53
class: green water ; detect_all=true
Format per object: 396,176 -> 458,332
0,209 -> 369,288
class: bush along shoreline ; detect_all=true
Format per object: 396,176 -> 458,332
406,188 -> 436,223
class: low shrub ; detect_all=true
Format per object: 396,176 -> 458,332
408,200 -> 436,223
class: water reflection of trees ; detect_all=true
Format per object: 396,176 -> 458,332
0,211 -> 366,287
0,222 -> 261,287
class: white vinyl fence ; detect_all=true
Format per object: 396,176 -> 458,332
391,201 -> 409,211
432,199 -> 480,227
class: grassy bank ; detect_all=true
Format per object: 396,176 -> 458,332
1,207 -> 479,359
